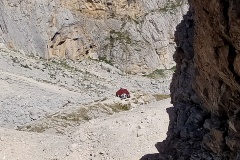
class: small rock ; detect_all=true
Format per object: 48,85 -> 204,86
137,132 -> 143,137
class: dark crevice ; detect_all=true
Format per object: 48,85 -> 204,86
50,32 -> 60,41
57,40 -> 65,46
236,110 -> 240,119
214,46 -> 220,60
228,45 -> 240,85
203,7 -> 210,14
0,20 -> 8,34
221,33 -> 232,45
203,88 -> 209,98
220,0 -> 230,35
106,2 -> 112,6
232,0 -> 240,18
85,50 -> 89,55
218,80 -> 224,92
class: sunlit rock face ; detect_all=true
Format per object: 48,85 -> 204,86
0,0 -> 188,73
155,0 -> 240,159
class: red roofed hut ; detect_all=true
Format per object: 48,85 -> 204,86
116,88 -> 130,99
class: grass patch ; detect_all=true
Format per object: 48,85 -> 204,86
54,108 -> 91,122
106,103 -> 131,112
99,56 -> 114,66
157,0 -> 184,13
144,69 -> 166,79
17,103 -> 131,134
170,65 -> 176,71
153,94 -> 170,101
50,59 -> 76,71
28,125 -> 48,133
17,124 -> 49,133
109,30 -> 132,45
102,29 -> 137,57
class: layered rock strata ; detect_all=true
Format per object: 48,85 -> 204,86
0,0 -> 188,73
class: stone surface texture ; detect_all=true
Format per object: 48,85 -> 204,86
0,47 -> 173,130
154,0 -> 240,159
0,47 -> 174,160
0,0 -> 188,73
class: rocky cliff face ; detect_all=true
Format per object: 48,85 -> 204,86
155,0 -> 240,159
0,0 -> 188,73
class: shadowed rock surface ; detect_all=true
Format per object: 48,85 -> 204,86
145,0 -> 240,159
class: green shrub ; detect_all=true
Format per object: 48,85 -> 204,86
99,56 -> 114,66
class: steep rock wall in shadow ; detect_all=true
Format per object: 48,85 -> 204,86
155,0 -> 240,159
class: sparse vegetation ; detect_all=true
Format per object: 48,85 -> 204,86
170,65 -> 176,71
99,56 -> 114,66
153,94 -> 170,101
106,103 -> 131,112
125,15 -> 141,25
157,0 -> 184,13
102,29 -> 133,54
143,66 -> 176,79
17,124 -> 48,133
132,98 -> 138,104
17,102 -> 131,133
109,30 -> 132,45
50,59 -> 76,71
28,125 -> 48,133
54,108 -> 91,122
144,69 -> 166,79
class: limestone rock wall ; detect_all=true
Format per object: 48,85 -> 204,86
0,0 -> 188,73
156,0 -> 240,159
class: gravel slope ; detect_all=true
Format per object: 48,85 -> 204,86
0,99 -> 172,160
0,48 -> 173,159
0,48 -> 172,129
71,99 -> 172,160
